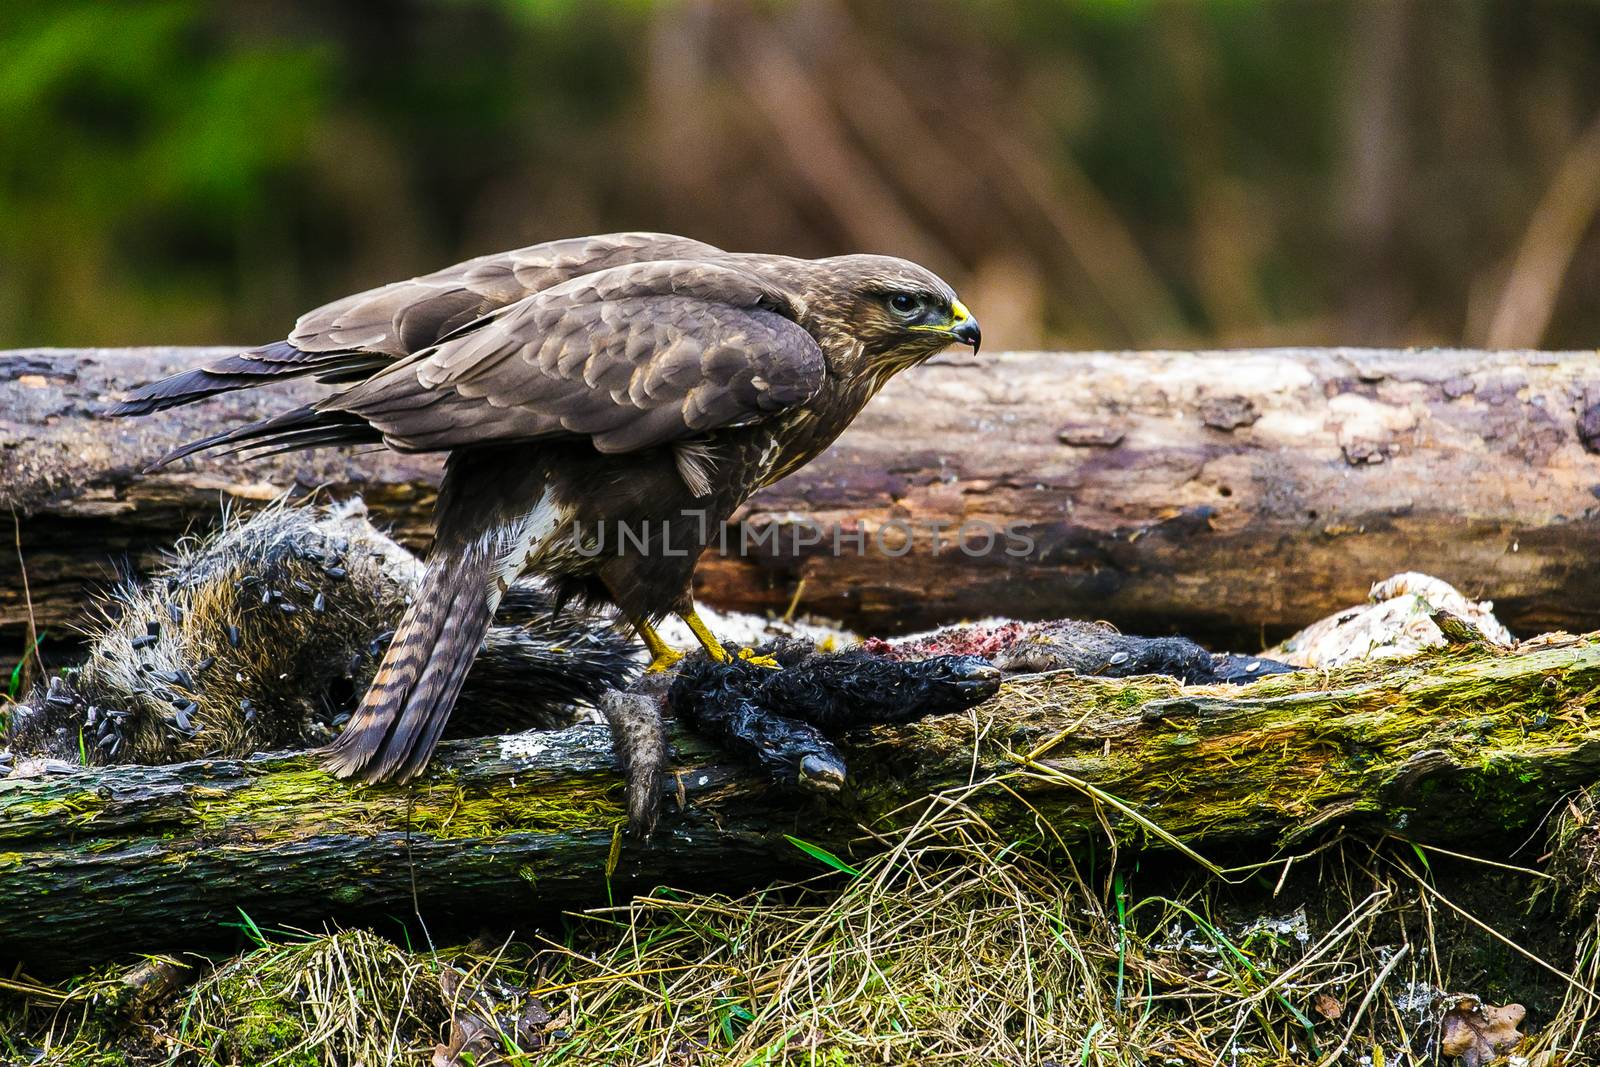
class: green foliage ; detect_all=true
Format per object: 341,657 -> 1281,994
6,1 -> 1600,350
0,2 -> 329,344
7,629 -> 46,700
714,995 -> 757,1044
783,834 -> 863,877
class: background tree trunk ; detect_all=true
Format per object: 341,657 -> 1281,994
4,635 -> 1599,972
5,346 -> 1600,650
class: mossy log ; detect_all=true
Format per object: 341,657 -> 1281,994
6,635 -> 1600,971
8,346 -> 1600,648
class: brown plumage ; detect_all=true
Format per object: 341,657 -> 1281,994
112,232 -> 980,782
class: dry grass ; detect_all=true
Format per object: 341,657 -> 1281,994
6,782 -> 1600,1065
172,928 -> 450,1065
534,810 -> 1120,1064
522,784 -> 1592,1065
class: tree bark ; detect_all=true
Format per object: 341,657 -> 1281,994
5,635 -> 1600,971
6,346 -> 1600,648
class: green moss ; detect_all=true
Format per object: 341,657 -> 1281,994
181,762 -> 623,842
1111,683 -> 1162,709
8,1040 -> 131,1067
1458,759 -> 1551,830
176,930 -> 448,1064
403,775 -> 623,838
213,984 -> 319,1067
3,788 -> 106,828
953,637 -> 1600,852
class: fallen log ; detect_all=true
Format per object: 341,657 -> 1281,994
6,346 -> 1600,647
5,634 -> 1600,971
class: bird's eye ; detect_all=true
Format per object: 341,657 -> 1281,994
889,293 -> 919,315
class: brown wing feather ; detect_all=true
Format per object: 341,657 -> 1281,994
322,259 -> 826,455
288,232 -> 727,357
108,342 -> 389,417
113,233 -> 727,423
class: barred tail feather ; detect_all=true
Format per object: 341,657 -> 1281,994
322,542 -> 495,782
324,446 -> 550,782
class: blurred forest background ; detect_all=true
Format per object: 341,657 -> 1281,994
6,0 -> 1600,354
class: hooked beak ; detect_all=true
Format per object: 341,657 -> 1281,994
948,299 -> 981,353
909,298 -> 982,353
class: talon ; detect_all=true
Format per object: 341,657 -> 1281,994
738,648 -> 781,669
679,607 -> 781,669
635,617 -> 686,673
681,607 -> 734,663
646,647 -> 685,673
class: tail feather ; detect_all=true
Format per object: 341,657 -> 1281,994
327,446 -> 551,783
147,406 -> 380,470
109,341 -> 384,417
323,541 -> 495,782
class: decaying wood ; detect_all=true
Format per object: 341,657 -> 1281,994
5,634 -> 1600,970
6,346 -> 1600,647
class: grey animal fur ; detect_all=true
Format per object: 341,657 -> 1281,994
4,499 -> 633,767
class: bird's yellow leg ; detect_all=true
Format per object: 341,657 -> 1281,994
635,618 -> 685,673
680,607 -> 780,669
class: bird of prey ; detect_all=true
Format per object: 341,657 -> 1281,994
113,232 -> 980,783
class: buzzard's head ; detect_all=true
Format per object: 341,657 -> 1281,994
802,255 -> 980,379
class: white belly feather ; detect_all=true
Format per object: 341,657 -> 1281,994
485,490 -> 567,610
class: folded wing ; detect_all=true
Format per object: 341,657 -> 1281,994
113,232 -> 725,418
327,259 -> 826,454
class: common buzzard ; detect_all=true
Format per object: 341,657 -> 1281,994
114,232 -> 980,782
